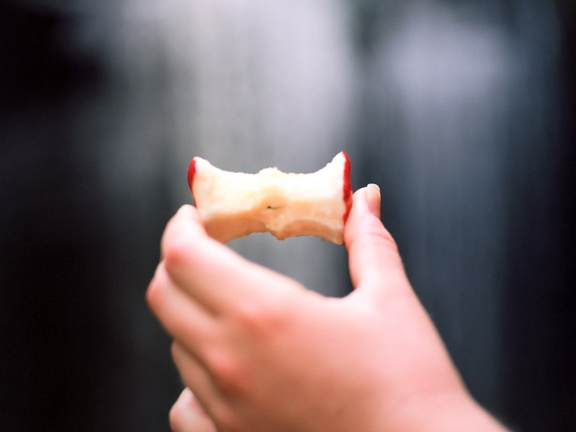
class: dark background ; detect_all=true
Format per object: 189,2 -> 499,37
1,1 -> 574,431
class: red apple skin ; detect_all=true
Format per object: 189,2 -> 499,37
187,157 -> 197,191
342,151 -> 353,223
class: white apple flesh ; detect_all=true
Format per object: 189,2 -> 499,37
187,152 -> 353,244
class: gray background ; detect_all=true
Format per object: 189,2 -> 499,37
1,0 -> 574,430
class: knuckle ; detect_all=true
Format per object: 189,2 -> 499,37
163,238 -> 190,270
145,271 -> 165,311
234,293 -> 291,334
207,349 -> 247,396
235,286 -> 295,336
170,341 -> 182,362
362,225 -> 399,252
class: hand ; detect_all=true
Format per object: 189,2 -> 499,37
147,185 -> 508,432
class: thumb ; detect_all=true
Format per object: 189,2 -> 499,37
345,185 -> 409,298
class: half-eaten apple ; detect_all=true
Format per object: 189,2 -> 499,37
187,152 -> 353,244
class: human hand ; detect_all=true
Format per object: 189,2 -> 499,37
147,185 -> 508,432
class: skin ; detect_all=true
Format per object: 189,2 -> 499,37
147,185 -> 509,432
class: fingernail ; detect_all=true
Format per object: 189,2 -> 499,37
366,183 -> 381,218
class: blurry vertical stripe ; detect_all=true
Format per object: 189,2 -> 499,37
67,0 -> 357,296
357,0 -> 564,420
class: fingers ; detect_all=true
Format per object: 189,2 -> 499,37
147,262 -> 216,353
345,185 -> 409,298
171,342 -> 222,408
169,388 -> 218,432
160,205 -> 299,314
171,342 -> 239,431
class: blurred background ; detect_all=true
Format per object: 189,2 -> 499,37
1,0 -> 574,431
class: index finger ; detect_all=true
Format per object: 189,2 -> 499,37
161,205 -> 296,314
